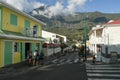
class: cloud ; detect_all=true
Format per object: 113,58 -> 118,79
3,0 -> 87,17
3,0 -> 45,12
46,0 -> 87,17
47,2 -> 64,16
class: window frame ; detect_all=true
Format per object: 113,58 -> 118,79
13,42 -> 19,52
10,13 -> 18,26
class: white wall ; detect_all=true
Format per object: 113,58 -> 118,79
42,30 -> 67,43
103,26 -> 120,45
43,47 -> 61,56
42,30 -> 57,41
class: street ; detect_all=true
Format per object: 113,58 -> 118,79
86,63 -> 120,80
1,52 -> 120,80
0,52 -> 87,80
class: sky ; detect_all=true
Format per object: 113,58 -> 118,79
2,0 -> 120,17
36,0 -> 120,13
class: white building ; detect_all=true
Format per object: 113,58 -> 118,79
42,30 -> 67,44
42,30 -> 67,56
88,19 -> 120,63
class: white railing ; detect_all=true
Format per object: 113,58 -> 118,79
20,28 -> 38,37
43,47 -> 61,56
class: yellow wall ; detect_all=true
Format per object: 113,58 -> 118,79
13,52 -> 21,64
0,40 -> 4,67
2,7 -> 42,36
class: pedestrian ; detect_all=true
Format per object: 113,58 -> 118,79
33,50 -> 38,66
92,55 -> 96,64
28,51 -> 32,66
36,52 -> 40,65
78,48 -> 82,62
78,45 -> 84,62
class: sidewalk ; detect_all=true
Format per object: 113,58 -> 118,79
0,61 -> 41,78
0,55 -> 57,79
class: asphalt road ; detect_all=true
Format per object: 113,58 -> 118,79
0,52 -> 88,80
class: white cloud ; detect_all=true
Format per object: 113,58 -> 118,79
3,0 -> 45,12
3,0 -> 87,17
47,2 -> 64,17
46,0 -> 87,17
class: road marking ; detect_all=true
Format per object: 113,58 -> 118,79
73,58 -> 79,63
52,59 -> 58,63
59,59 -> 66,63
87,70 -> 120,73
86,63 -> 120,80
88,78 -> 120,80
87,73 -> 120,77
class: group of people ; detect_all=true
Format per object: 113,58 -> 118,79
78,45 -> 84,62
27,50 -> 44,66
78,45 -> 96,64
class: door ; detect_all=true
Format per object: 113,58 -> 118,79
21,42 -> 25,61
4,41 -> 12,66
25,43 -> 31,59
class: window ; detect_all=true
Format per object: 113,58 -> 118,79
10,14 -> 18,26
24,20 -> 30,28
14,42 -> 19,52
33,25 -> 38,37
24,20 -> 31,36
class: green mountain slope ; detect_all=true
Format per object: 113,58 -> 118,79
31,11 -> 120,41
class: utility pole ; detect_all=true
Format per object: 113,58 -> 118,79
83,12 -> 87,61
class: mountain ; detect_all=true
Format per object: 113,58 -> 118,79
29,7 -> 120,41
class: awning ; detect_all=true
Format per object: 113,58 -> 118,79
0,34 -> 46,41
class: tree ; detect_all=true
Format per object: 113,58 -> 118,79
60,43 -> 67,54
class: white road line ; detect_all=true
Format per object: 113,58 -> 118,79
59,59 -> 66,63
86,63 -> 120,80
86,67 -> 120,70
73,58 -> 79,63
87,73 -> 120,77
86,63 -> 120,67
52,59 -> 58,63
92,65 -> 120,67
87,70 -> 120,73
88,78 -> 120,80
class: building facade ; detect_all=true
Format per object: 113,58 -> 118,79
42,30 -> 67,44
0,1 -> 45,67
88,20 -> 120,63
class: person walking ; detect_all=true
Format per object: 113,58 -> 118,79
92,55 -> 96,64
28,51 -> 32,66
33,50 -> 38,66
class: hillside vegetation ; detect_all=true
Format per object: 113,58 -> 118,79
32,11 -> 120,41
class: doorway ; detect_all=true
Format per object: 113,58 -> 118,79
25,43 -> 31,59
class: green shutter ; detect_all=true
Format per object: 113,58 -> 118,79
31,43 -> 36,55
10,14 -> 18,26
0,7 -> 2,30
24,20 -> 30,28
21,43 -> 25,61
4,41 -> 12,65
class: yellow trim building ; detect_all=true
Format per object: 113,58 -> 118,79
0,1 -> 46,67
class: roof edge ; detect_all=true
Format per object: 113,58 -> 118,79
0,1 -> 46,25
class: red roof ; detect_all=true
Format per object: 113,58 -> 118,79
107,19 -> 120,24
